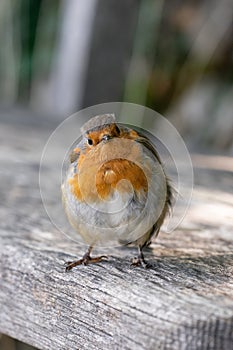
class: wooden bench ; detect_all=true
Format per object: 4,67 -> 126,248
0,115 -> 233,349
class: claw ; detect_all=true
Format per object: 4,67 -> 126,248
131,257 -> 151,269
131,244 -> 152,269
65,253 -> 108,271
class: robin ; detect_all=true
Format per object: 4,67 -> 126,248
62,114 -> 172,270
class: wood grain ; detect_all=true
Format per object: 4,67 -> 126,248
0,118 -> 233,350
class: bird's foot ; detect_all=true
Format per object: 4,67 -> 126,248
65,253 -> 108,271
131,256 -> 152,269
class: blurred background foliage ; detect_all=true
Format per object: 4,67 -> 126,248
0,2 -> 232,347
0,0 -> 233,152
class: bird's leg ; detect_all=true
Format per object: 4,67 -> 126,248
65,245 -> 108,271
131,245 -> 151,268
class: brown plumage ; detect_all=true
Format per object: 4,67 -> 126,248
62,114 -> 172,269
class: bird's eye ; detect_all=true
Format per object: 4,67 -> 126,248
87,138 -> 93,145
102,134 -> 110,141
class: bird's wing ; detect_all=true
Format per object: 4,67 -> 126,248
134,132 -> 162,164
135,131 -> 173,211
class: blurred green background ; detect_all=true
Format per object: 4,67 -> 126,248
0,1 -> 232,348
0,0 -> 232,153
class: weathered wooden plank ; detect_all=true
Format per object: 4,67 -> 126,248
0,118 -> 233,350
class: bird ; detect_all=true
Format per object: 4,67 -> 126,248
61,114 -> 172,270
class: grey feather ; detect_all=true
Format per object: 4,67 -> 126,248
81,114 -> 116,134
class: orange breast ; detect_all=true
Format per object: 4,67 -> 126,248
68,174 -> 83,200
69,158 -> 148,202
95,159 -> 148,199
68,137 -> 149,203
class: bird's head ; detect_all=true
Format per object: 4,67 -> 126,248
84,123 -> 121,148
